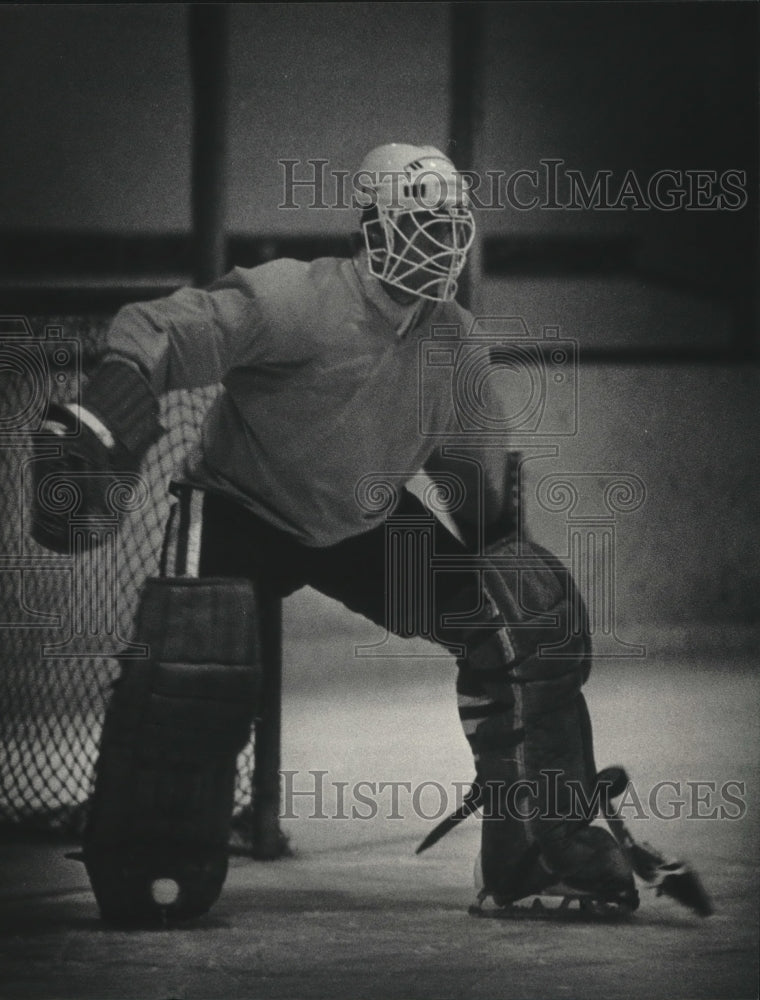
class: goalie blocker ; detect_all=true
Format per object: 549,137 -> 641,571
82,575 -> 261,925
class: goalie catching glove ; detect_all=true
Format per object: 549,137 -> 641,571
31,357 -> 164,554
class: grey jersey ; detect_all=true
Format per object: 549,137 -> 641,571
104,252 -> 473,546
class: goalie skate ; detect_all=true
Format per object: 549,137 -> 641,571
469,826 -> 640,923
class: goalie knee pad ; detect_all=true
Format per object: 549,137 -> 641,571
455,537 -> 615,902
83,576 -> 260,925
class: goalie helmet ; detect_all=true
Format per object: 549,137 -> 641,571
355,143 -> 475,302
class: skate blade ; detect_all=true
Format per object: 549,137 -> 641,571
469,888 -> 637,922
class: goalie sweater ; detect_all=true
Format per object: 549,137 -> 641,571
103,252 -> 476,547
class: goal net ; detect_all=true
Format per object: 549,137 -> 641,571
0,315 -> 257,842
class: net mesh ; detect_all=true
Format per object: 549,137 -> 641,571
0,316 -> 256,840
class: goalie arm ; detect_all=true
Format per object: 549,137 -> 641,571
423,445 -> 517,548
31,268 -> 267,552
103,267 -> 267,396
76,355 -> 164,468
76,263 -> 271,458
423,362 -> 518,548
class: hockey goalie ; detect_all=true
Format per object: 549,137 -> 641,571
32,143 -> 707,925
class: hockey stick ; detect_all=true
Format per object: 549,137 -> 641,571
414,769 -> 621,856
597,766 -> 714,918
415,782 -> 482,855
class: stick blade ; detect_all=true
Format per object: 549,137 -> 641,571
655,863 -> 715,918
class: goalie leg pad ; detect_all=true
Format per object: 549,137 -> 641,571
455,538 -> 631,903
83,576 -> 261,925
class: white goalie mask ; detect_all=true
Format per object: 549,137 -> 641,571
355,143 -> 475,302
